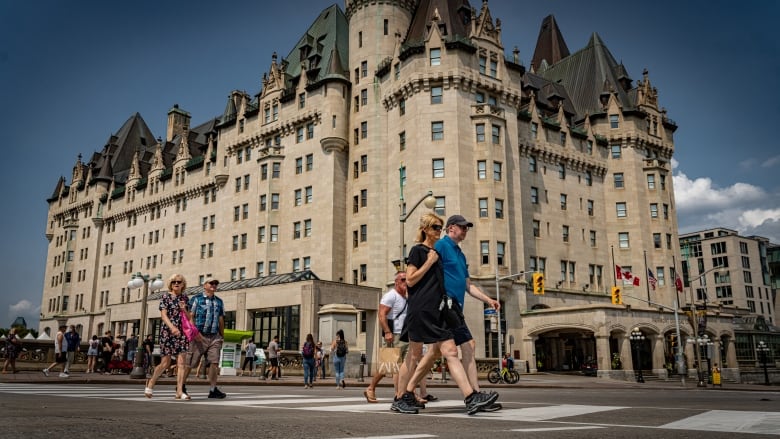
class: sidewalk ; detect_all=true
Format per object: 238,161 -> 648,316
2,370 -> 774,392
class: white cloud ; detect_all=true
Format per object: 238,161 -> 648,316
673,169 -> 780,243
761,155 -> 780,168
7,299 -> 39,328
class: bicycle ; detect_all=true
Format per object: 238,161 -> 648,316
487,366 -> 520,384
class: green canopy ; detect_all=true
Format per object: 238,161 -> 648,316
223,329 -> 254,344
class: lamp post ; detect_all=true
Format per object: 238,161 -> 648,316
756,341 -> 770,386
127,272 -> 164,379
629,327 -> 645,383
494,269 -> 534,374
686,265 -> 727,388
398,188 -> 436,270
687,334 -> 712,386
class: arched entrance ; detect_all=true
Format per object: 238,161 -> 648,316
534,328 -> 596,372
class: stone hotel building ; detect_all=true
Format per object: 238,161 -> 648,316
40,1 -> 770,379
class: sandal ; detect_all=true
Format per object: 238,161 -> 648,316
144,380 -> 153,399
363,389 -> 378,403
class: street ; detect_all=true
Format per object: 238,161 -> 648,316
2,381 -> 778,438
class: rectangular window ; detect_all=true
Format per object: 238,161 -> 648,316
360,224 -> 367,242
531,187 -> 539,204
384,19 -> 388,35
529,156 -> 537,172
293,222 -> 301,239
361,61 -> 367,77
493,162 -> 502,181
475,92 -> 484,103
479,56 -> 486,74
647,174 -> 656,189
304,219 -> 312,237
562,225 -> 569,242
590,230 -> 597,247
394,63 -> 400,79
614,173 -> 624,188
480,241 -> 489,264
532,220 -> 540,237
360,189 -> 367,207
531,122 -> 538,139
296,157 -> 303,174
256,262 -> 264,277
558,163 -> 566,179
432,159 -> 445,178
560,194 -> 568,210
361,89 -> 367,106
269,261 -> 277,275
491,124 -> 500,144
361,155 -> 368,173
663,204 -> 669,219
496,241 -> 505,266
272,162 -> 281,178
259,195 -> 267,211
616,202 -> 627,218
399,98 -> 405,115
611,144 -> 622,159
495,199 -> 504,219
489,59 -> 497,77
299,92 -> 305,108
295,189 -> 303,206
619,232 -> 630,248
306,154 -> 313,171
585,171 -> 592,186
609,114 -> 619,129
650,203 -> 658,218
261,164 -> 268,180
741,256 -> 750,269
296,126 -> 304,143
431,121 -> 444,140
270,225 -> 278,242
431,86 -> 442,104
305,186 -> 313,203
476,124 -> 485,142
653,233 -> 662,249
430,48 -> 441,66
479,198 -> 488,217
477,160 -> 487,179
243,203 -> 249,219
399,131 -> 406,150
258,226 -> 265,243
361,121 -> 368,139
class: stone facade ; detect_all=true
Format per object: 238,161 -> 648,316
40,1 -> 766,380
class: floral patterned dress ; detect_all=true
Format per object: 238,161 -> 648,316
158,292 -> 189,356
5,334 -> 19,359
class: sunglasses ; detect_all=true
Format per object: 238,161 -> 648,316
171,280 -> 183,285
430,224 -> 443,231
208,281 -> 219,286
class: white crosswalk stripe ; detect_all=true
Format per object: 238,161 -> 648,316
2,383 -> 779,435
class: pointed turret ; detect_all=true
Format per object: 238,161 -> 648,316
405,0 -> 472,46
531,15 -> 570,71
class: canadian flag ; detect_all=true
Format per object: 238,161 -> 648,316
675,273 -> 684,293
615,265 -> 640,286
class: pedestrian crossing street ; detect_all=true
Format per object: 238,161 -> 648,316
2,383 -> 779,435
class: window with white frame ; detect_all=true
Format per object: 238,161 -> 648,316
432,159 -> 445,178
477,160 -> 487,179
431,121 -> 444,140
431,86 -> 442,104
430,48 -> 441,66
479,198 -> 488,217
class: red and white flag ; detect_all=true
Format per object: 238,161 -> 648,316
616,265 -> 641,286
647,269 -> 657,291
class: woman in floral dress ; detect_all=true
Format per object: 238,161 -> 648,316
2,327 -> 21,373
144,274 -> 190,400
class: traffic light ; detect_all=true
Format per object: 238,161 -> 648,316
533,273 -> 545,295
611,286 -> 623,304
668,334 -> 678,349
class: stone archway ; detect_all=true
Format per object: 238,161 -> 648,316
532,327 -> 596,373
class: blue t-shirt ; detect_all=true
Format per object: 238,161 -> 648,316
435,235 -> 469,307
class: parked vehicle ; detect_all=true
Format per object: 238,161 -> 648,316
582,360 -> 598,376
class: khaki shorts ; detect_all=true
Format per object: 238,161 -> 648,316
188,334 -> 223,368
390,333 -> 409,361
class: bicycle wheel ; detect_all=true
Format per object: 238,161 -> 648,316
507,370 -> 520,384
487,368 -> 500,384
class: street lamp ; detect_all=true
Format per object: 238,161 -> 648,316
398,189 -> 436,270
629,327 -> 645,383
127,272 -> 164,379
687,334 -> 713,386
686,265 -> 727,388
756,340 -> 771,386
494,269 -> 534,374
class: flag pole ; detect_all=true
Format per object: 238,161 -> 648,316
672,255 -> 680,308
611,245 -> 617,288
643,251 -> 651,302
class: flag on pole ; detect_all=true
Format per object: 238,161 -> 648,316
615,265 -> 641,286
675,273 -> 684,293
647,269 -> 657,291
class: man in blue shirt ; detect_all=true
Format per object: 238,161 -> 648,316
435,215 -> 501,412
186,277 -> 226,399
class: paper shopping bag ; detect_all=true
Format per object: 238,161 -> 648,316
377,346 -> 401,374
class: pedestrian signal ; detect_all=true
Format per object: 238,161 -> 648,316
611,286 -> 623,304
533,273 -> 545,295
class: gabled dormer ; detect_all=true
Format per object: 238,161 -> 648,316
472,0 -> 502,47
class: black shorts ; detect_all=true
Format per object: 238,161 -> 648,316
55,352 -> 67,363
452,323 -> 473,346
269,357 -> 279,367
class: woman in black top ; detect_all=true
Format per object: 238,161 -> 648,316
393,213 -> 498,415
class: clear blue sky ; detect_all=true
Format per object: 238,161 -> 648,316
1,0 -> 778,329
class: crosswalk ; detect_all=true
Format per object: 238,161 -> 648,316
2,383 -> 779,435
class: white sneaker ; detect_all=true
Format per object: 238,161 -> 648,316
42,369 -> 49,377
59,372 -> 69,378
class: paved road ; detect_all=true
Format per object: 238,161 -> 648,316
2,380 -> 778,438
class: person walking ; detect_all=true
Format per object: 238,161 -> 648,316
43,324 -> 69,377
2,327 -> 21,374
143,334 -> 155,376
316,341 -> 326,380
100,330 -> 114,374
125,333 -> 139,364
364,272 -> 432,404
185,277 -> 226,399
435,214 -> 502,412
267,335 -> 280,380
331,329 -> 348,389
301,333 -> 316,388
63,324 -> 80,375
392,213 -> 498,415
86,335 -> 99,373
144,274 -> 190,400
241,339 -> 256,377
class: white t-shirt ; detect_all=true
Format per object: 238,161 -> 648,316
380,288 -> 407,334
